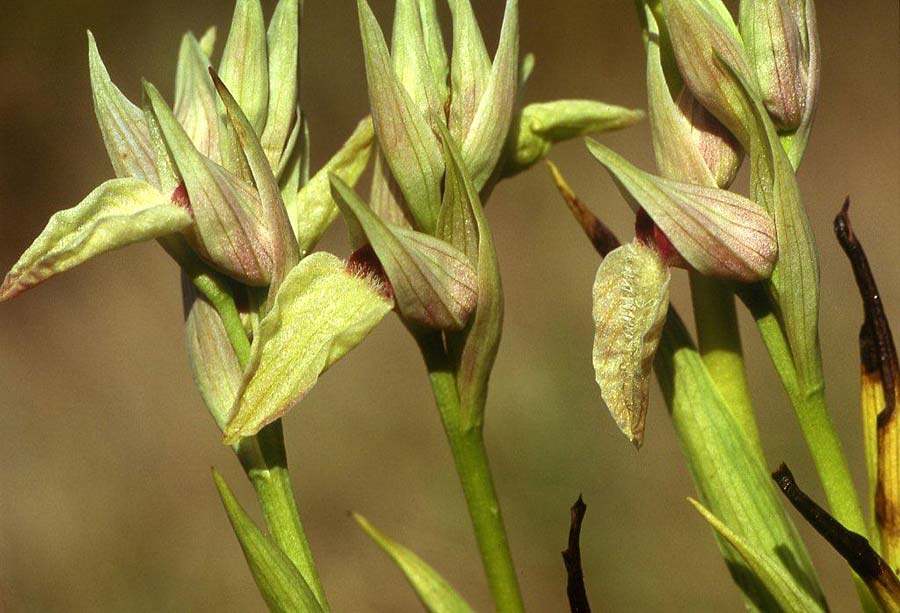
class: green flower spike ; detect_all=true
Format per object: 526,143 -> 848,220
357,0 -> 643,231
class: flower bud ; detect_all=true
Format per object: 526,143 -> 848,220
675,87 -> 744,188
739,0 -> 813,132
662,0 -> 759,148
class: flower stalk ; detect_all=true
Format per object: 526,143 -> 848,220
416,331 -> 525,613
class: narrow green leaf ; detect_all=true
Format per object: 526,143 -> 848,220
448,0 -> 492,144
224,252 -> 392,443
212,469 -> 323,613
293,117 -> 375,253
219,0 -> 269,133
261,0 -> 300,169
353,513 -> 475,613
174,32 -> 221,160
504,99 -> 645,177
357,0 -> 444,233
436,121 -> 503,424
654,311 -> 827,610
0,179 -> 191,301
592,241 -> 670,447
212,70 -> 300,299
330,175 -> 477,331
144,81 -> 274,286
461,0 -> 519,190
587,139 -> 777,283
689,498 -> 825,613
87,32 -> 157,184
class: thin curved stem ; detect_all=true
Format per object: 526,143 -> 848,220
417,332 -> 525,613
193,271 -> 329,611
689,273 -> 764,460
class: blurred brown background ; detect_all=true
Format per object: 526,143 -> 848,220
0,0 -> 897,610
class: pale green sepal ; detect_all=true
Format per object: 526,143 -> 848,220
586,140 -> 777,283
461,0 -> 518,191
277,110 -> 305,231
141,93 -> 180,192
357,0 -> 444,234
661,0 -> 759,149
392,0 -> 444,120
223,253 -> 392,443
777,0 -> 820,169
198,26 -> 217,58
654,312 -> 827,610
330,176 -> 478,331
592,241 -> 670,447
370,148 -> 414,229
183,279 -> 244,431
144,81 -> 274,286
644,7 -> 720,187
504,100 -> 645,177
436,122 -> 503,426
353,513 -> 476,613
261,0 -> 300,170
448,0 -> 492,145
212,469 -> 324,613
219,0 -> 269,134
689,498 -> 825,613
0,179 -> 191,301
293,117 -> 375,254
212,71 -> 301,299
87,32 -> 158,184
418,0 -> 449,102
739,0 -> 807,131
174,33 -> 221,160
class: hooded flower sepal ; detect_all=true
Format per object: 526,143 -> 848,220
329,175 -> 478,332
739,0 -> 820,156
642,6 -> 744,189
143,71 -> 299,291
586,139 -> 777,283
661,0 -> 761,150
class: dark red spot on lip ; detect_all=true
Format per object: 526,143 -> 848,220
635,208 -> 686,269
347,243 -> 393,302
171,181 -> 193,216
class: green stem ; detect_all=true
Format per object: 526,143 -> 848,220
747,294 -> 877,610
194,272 -> 329,611
418,333 -> 525,613
689,273 -> 764,460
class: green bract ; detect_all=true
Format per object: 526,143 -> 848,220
353,514 -> 476,613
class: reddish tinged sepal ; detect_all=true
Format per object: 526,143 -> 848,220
347,243 -> 394,303
635,209 -> 687,270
